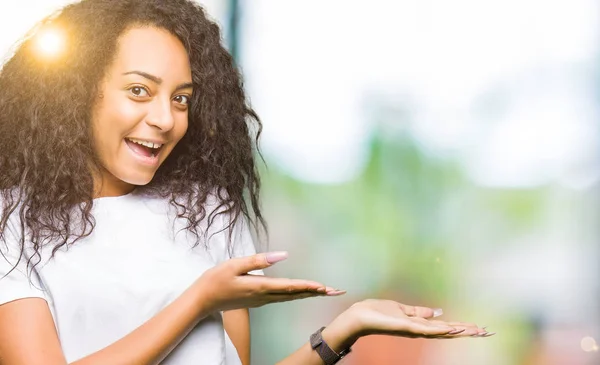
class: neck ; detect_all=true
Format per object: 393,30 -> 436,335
93,167 -> 136,198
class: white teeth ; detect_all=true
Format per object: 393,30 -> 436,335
127,138 -> 163,149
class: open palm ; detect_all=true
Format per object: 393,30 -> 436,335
345,299 -> 491,339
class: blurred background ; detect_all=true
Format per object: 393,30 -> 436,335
1,1 -> 599,364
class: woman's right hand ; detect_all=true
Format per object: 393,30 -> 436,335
196,252 -> 344,313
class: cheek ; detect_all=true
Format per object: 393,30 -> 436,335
92,101 -> 145,165
96,96 -> 143,136
174,116 -> 189,143
107,102 -> 142,130
160,118 -> 188,159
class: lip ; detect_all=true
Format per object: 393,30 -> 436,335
125,137 -> 168,145
124,138 -> 161,166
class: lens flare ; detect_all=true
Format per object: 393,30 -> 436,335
581,336 -> 598,352
34,28 -> 65,59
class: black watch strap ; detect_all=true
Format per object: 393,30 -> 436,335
310,326 -> 351,365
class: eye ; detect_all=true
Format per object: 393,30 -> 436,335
173,95 -> 190,106
128,86 -> 149,98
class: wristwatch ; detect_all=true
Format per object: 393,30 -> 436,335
310,326 -> 352,364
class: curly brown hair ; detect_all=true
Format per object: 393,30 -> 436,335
0,0 -> 265,270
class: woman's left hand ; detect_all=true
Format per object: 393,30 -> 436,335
276,299 -> 493,365
327,299 -> 492,349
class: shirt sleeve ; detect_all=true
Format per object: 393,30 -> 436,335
228,214 -> 264,276
0,220 -> 47,306
229,214 -> 259,258
206,206 -> 264,276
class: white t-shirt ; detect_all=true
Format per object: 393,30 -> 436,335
0,189 -> 259,364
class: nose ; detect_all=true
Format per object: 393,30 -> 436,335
145,98 -> 175,132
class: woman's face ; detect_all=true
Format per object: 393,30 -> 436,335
91,26 -> 192,197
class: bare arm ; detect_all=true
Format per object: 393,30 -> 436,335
0,298 -> 67,365
0,253 -> 330,365
275,317 -> 355,365
0,278 -> 210,365
223,309 -> 250,365
276,300 -> 491,365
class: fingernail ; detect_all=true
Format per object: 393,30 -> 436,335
325,286 -> 342,293
482,332 -> 496,337
265,251 -> 288,264
326,290 -> 347,296
433,308 -> 443,318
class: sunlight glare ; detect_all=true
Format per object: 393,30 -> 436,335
34,27 -> 65,59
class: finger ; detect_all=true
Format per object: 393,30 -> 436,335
399,303 -> 443,319
429,320 -> 479,328
258,288 -> 348,305
428,320 -> 483,335
245,292 -> 325,308
427,324 -> 494,339
229,252 -> 289,274
325,289 -> 347,296
266,292 -> 330,303
250,277 -> 328,294
407,321 -> 455,336
387,317 -> 454,336
469,327 -> 493,337
430,330 -> 493,339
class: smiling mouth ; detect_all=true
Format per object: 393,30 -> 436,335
124,138 -> 163,158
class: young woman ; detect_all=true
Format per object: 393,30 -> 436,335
0,1 -> 490,364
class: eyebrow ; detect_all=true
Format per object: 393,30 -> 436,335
122,70 -> 193,92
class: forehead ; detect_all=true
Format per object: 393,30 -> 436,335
109,26 -> 192,81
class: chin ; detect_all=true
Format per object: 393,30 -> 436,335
127,175 -> 155,186
117,171 -> 156,187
